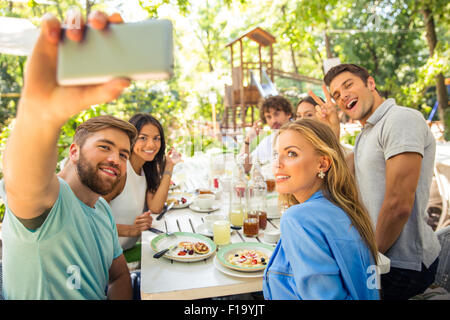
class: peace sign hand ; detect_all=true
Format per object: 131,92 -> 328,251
308,85 -> 341,139
245,120 -> 263,143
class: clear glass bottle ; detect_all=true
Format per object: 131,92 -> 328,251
247,159 -> 267,230
228,155 -> 248,227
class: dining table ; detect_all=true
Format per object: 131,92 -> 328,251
139,151 -> 392,300
140,192 -> 390,300
140,189 -> 282,300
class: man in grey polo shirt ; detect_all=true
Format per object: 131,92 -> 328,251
323,64 -> 440,300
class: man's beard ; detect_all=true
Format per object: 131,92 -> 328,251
76,152 -> 121,196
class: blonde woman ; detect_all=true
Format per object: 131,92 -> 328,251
263,119 -> 379,300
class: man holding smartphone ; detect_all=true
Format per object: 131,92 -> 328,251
1,10 -> 135,299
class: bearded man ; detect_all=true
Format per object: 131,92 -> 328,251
1,11 -> 136,299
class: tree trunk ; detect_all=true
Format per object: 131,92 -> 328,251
290,43 -> 298,74
86,0 -> 94,20
422,7 -> 448,122
55,0 -> 64,21
324,31 -> 333,59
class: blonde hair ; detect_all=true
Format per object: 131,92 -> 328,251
277,119 -> 378,263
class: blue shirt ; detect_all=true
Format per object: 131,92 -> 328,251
263,191 -> 380,300
1,177 -> 123,300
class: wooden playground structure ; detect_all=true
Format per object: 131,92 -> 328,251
222,27 -> 322,131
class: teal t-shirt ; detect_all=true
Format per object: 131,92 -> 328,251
1,177 -> 123,300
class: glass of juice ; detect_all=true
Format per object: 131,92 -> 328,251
258,211 -> 267,230
243,217 -> 259,237
265,179 -> 276,192
229,208 -> 244,227
213,220 -> 230,245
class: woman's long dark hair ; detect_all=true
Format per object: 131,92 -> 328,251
128,113 -> 166,193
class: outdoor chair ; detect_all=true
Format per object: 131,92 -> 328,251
410,225 -> 450,300
434,225 -> 450,292
434,163 -> 450,230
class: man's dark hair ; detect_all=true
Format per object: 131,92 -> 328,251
259,95 -> 294,124
324,64 -> 372,87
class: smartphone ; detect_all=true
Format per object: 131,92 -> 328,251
57,19 -> 174,86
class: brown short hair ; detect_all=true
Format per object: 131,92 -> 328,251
73,115 -> 137,148
259,95 -> 293,124
324,64 -> 371,87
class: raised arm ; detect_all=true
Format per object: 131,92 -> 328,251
2,11 -> 130,220
309,85 -> 341,139
242,120 -> 262,173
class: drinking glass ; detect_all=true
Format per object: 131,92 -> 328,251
213,220 -> 230,245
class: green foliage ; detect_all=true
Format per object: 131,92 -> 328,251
445,109 -> 450,141
385,42 -> 449,117
0,54 -> 25,125
341,130 -> 361,147
0,202 -> 4,222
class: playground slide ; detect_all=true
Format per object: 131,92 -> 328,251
250,69 -> 278,98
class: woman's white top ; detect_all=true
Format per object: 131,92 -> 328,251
109,160 -> 148,251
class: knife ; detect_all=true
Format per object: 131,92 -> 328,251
148,227 -> 164,234
153,243 -> 177,259
156,202 -> 175,221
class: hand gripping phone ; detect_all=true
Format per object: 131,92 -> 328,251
57,19 -> 174,85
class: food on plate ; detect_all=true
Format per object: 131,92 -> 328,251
198,189 -> 214,195
167,195 -> 188,206
178,241 -> 194,250
193,242 -> 210,254
176,241 -> 209,256
227,249 -> 268,267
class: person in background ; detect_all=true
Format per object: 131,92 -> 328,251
242,95 -> 294,173
263,119 -> 380,300
296,93 -> 341,139
104,113 -> 182,252
1,10 -> 134,299
324,63 -> 440,300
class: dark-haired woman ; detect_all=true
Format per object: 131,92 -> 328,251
296,88 -> 341,139
104,113 -> 181,251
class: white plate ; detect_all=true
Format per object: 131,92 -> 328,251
217,242 -> 274,272
167,192 -> 193,209
150,232 -> 216,262
197,223 -> 233,237
266,212 -> 280,219
213,256 -> 264,278
189,204 -> 220,213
